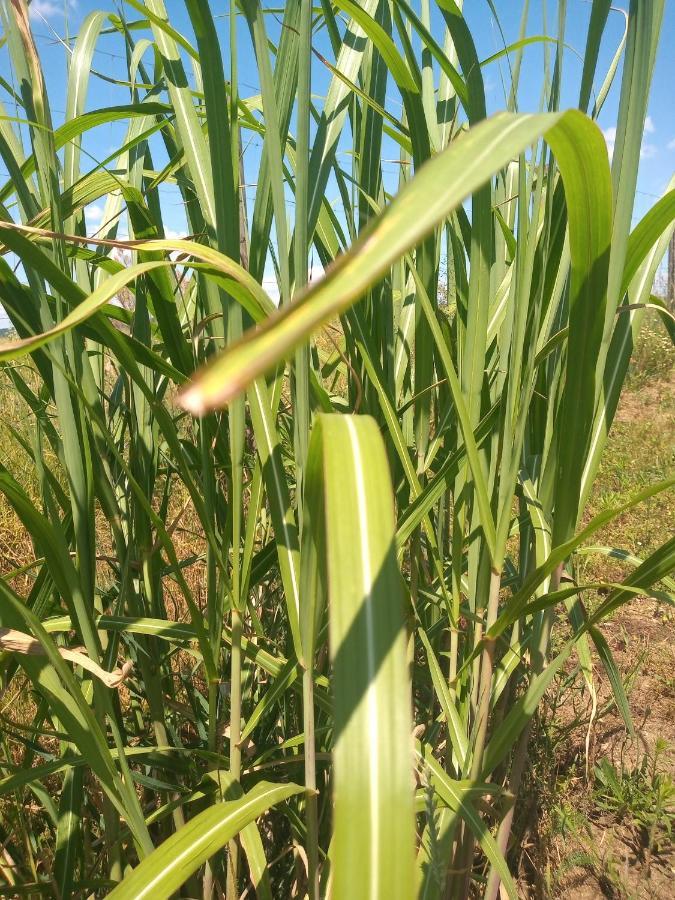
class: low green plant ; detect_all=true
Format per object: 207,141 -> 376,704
626,314 -> 675,387
594,741 -> 675,863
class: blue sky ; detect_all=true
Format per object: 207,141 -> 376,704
1,0 -> 673,317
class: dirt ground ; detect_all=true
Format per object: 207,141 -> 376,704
523,369 -> 675,899
550,597 -> 674,899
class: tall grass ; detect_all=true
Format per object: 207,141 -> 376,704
0,0 -> 672,897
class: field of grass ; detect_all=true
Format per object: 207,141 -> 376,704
516,321 -> 675,898
0,1 -> 672,897
0,305 -> 671,899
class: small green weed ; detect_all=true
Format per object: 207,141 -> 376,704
593,740 -> 675,866
626,314 -> 674,389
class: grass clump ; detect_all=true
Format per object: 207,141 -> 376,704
0,1 -> 672,898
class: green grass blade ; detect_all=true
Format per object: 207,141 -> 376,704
306,415 -> 415,899
54,768 -> 83,899
107,781 -> 302,899
419,744 -> 517,899
181,110 -> 603,411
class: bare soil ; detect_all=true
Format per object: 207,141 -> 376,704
527,371 -> 675,900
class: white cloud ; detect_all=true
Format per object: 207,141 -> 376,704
86,204 -> 104,223
29,0 -> 74,20
308,264 -> 325,285
262,277 -> 280,306
107,229 -> 187,271
262,265 -> 325,307
483,76 -> 497,95
163,229 -> 188,264
603,122 -> 659,161
29,0 -> 60,19
668,138 -> 675,151
602,126 -> 616,161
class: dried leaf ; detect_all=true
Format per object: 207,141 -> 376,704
0,628 -> 132,689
